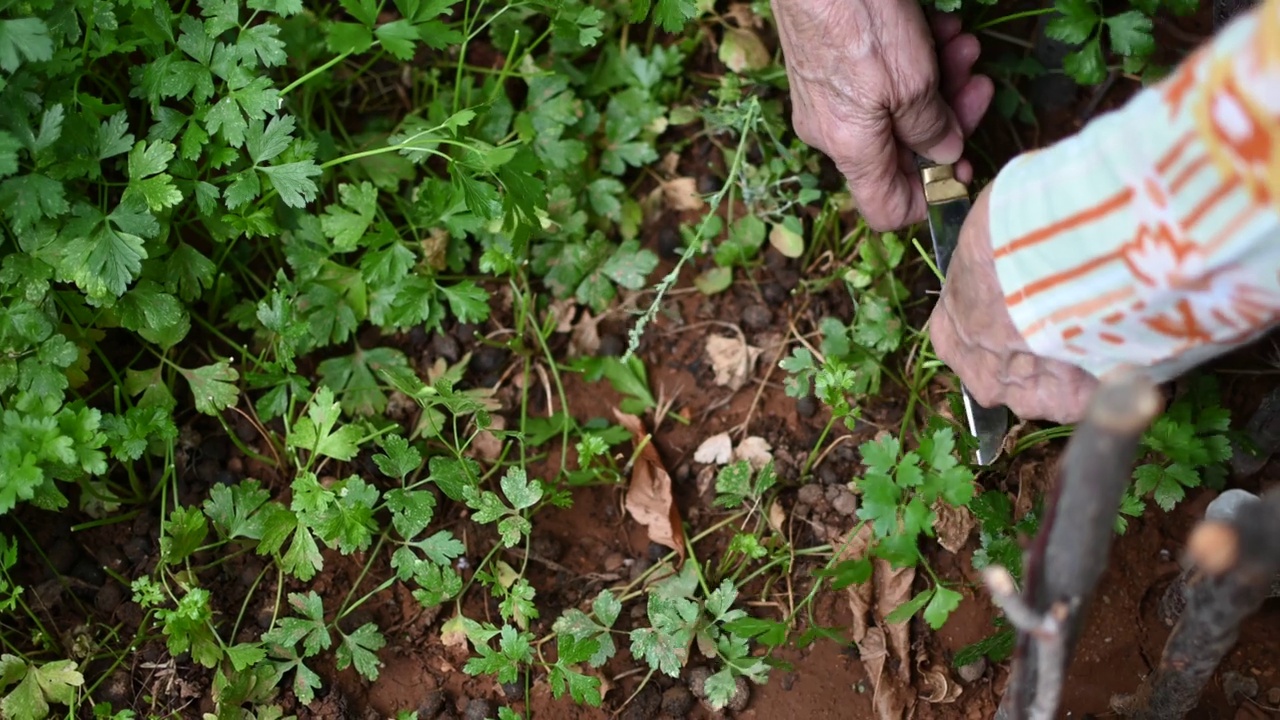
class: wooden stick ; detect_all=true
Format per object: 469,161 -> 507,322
995,371 -> 1162,720
1112,489 -> 1280,719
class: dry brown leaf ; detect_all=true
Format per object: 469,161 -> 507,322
547,298 -> 578,334
615,409 -> 686,561
421,228 -> 449,270
568,310 -> 601,358
767,500 -> 787,535
837,524 -> 876,643
932,500 -> 976,554
696,465 -> 716,497
916,650 -> 963,705
860,628 -> 916,720
706,334 -> 761,392
876,563 -> 915,683
835,523 -> 918,720
718,27 -> 770,73
693,432 -> 733,465
732,435 -> 773,470
917,665 -> 961,704
725,1 -> 764,28
662,176 -> 705,212
470,415 -> 506,462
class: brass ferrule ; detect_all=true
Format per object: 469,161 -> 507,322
921,163 -> 969,204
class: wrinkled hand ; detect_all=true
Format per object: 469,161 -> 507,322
927,186 -> 1099,425
772,0 -> 994,230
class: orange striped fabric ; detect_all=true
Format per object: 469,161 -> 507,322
986,0 -> 1280,385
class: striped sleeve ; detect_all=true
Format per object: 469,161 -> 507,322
987,0 -> 1280,384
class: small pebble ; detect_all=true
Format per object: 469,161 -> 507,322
742,304 -> 772,330
471,346 -> 509,374
194,458 -> 221,485
95,582 -> 123,615
597,333 -> 626,357
796,395 -> 818,418
1224,671 -> 1260,705
1267,687 -> 1280,705
657,225 -> 683,259
501,681 -> 521,701
687,667 -> 711,700
70,558 -> 104,587
418,689 -> 445,718
725,676 -> 751,713
796,484 -> 824,507
675,463 -> 692,483
604,553 -> 625,572
453,321 -> 477,339
123,537 -> 150,564
817,462 -> 841,485
661,685 -> 694,717
463,698 -> 492,720
957,657 -> 987,684
531,535 -> 563,562
431,333 -> 462,363
46,537 -> 78,575
620,683 -> 661,720
829,487 -> 858,517
762,283 -> 787,304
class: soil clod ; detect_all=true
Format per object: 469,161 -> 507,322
661,685 -> 695,717
463,697 -> 493,720
622,683 -> 662,720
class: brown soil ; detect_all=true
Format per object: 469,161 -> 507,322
10,3 -> 1280,720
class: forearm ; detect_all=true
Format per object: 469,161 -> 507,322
987,0 -> 1280,382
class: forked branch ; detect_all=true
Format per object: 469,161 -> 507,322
994,371 -> 1163,720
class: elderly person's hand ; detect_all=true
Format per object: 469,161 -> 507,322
771,0 -> 994,230
927,186 -> 1099,425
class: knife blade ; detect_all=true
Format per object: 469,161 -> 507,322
917,157 -> 1009,465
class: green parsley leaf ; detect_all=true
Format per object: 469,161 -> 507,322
439,280 -> 491,324
884,588 -> 934,625
262,591 -> 331,657
0,18 -> 54,73
181,360 -> 240,415
1046,0 -> 1099,44
203,479 -> 272,540
1063,38 -> 1106,85
160,505 -> 209,565
500,466 -> 542,510
320,181 -> 378,252
1105,11 -> 1154,57
0,658 -> 83,720
336,623 -> 385,681
375,435 -> 422,480
923,586 -> 963,630
313,476 -> 379,554
288,386 -> 363,461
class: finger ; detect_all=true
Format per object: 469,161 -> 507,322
930,13 -> 963,44
952,75 -> 995,135
893,92 -> 964,165
840,132 -> 925,230
939,33 -> 980,97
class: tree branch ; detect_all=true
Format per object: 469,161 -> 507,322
994,371 -> 1162,720
1112,489 -> 1280,719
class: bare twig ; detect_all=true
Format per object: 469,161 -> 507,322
1112,489 -> 1280,719
994,371 -> 1162,720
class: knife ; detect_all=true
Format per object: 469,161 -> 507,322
917,156 -> 1009,465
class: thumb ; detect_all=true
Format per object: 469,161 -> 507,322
892,91 -> 964,165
